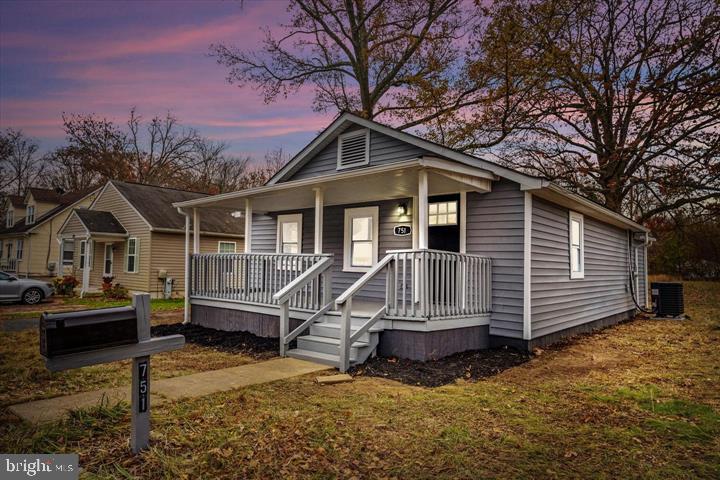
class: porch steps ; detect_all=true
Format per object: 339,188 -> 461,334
286,314 -> 383,369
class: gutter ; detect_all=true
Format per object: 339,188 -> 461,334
526,182 -> 648,233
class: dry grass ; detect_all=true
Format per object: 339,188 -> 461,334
0,311 -> 257,408
1,282 -> 719,479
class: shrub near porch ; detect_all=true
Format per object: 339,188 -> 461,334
0,281 -> 718,478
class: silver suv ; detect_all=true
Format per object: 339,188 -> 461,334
0,272 -> 54,305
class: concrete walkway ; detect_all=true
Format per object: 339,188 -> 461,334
9,357 -> 330,424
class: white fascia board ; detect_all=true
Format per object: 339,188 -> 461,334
172,159 -> 423,209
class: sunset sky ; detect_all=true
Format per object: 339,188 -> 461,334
0,0 -> 334,161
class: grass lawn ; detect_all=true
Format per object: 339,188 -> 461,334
0,297 -> 185,321
1,282 -> 719,479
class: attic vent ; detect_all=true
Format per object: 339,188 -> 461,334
337,129 -> 370,170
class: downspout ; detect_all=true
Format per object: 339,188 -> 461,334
46,218 -> 53,276
627,230 -> 654,314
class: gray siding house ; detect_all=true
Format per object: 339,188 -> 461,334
173,113 -> 650,371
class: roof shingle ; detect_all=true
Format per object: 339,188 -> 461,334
74,209 -> 127,234
109,181 -> 243,235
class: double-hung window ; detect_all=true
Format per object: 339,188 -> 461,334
79,240 -> 87,269
126,238 -> 139,273
26,205 -> 35,225
569,211 -> 584,279
62,239 -> 74,266
344,206 -> 379,272
276,214 -> 302,254
15,239 -> 23,260
6,209 -> 13,228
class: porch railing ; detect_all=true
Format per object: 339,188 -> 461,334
0,258 -> 17,273
386,249 -> 492,319
335,249 -> 492,371
190,253 -> 332,310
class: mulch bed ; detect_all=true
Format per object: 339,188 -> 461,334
350,347 -> 533,387
151,323 -> 278,360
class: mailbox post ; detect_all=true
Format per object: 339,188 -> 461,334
41,293 -> 184,454
131,294 -> 151,452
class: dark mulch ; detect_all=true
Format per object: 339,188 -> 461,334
350,347 -> 533,387
151,323 -> 278,359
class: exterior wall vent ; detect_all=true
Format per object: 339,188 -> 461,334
337,129 -> 370,170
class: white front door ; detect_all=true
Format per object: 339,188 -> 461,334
103,243 -> 113,276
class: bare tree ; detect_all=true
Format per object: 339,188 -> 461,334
211,0 -> 470,127
184,138 -> 253,194
126,109 -> 203,185
488,0 -> 720,220
234,148 -> 291,190
0,129 -> 47,195
45,146 -> 104,192
59,112 -> 134,182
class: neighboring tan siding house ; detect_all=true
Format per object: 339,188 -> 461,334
0,188 -> 98,278
58,180 -> 244,298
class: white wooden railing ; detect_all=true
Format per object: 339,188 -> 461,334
1,258 -> 17,272
335,249 -> 492,371
273,256 -> 334,355
190,253 -> 332,310
386,249 -> 492,319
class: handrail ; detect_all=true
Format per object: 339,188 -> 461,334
273,256 -> 333,304
337,253 -> 397,372
284,301 -> 334,345
276,256 -> 334,356
387,248 -> 490,259
349,306 -> 386,344
335,254 -> 394,305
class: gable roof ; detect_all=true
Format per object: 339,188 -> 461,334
0,188 -> 98,236
3,195 -> 24,209
263,112 -> 646,232
103,180 -> 244,235
73,209 -> 127,234
268,112 -> 546,189
26,187 -> 66,204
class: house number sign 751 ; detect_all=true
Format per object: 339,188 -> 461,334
138,360 -> 148,413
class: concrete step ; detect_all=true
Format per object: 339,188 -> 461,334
286,349 -> 343,367
297,334 -> 368,356
310,322 -> 380,342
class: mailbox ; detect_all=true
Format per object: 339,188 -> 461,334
40,306 -> 139,357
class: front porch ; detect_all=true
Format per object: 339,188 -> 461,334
177,159 -> 498,370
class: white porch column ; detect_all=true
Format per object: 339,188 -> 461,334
183,212 -> 191,324
81,237 -> 91,298
418,169 -> 429,249
192,208 -> 200,254
244,198 -> 252,253
313,188 -> 324,254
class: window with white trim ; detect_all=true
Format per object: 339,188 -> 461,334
26,205 -> 35,225
15,239 -> 23,260
61,239 -> 74,266
343,206 -> 379,272
429,200 -> 458,226
569,211 -> 584,279
6,209 -> 13,228
218,241 -> 237,254
276,214 -> 302,254
79,240 -> 86,269
126,237 -> 139,273
337,129 -> 370,170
